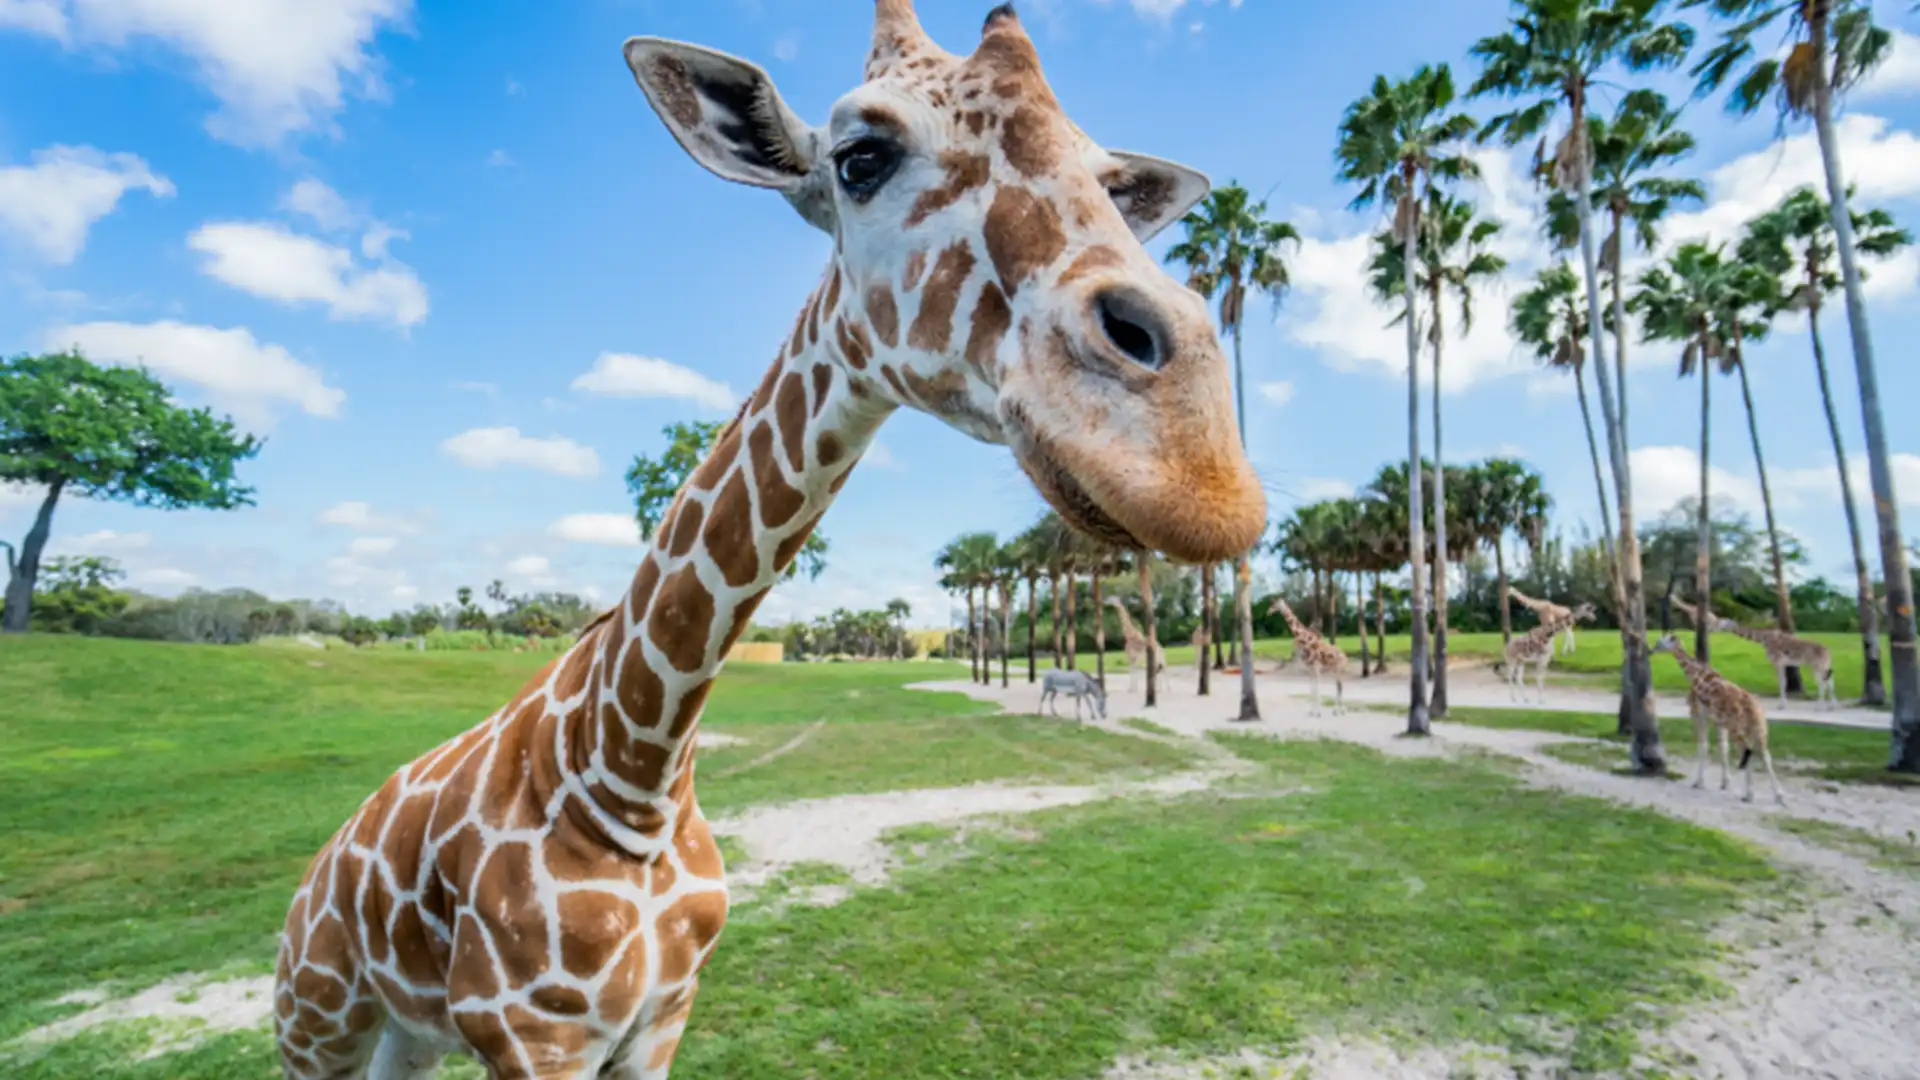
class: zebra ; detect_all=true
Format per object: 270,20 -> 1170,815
1039,669 -> 1107,723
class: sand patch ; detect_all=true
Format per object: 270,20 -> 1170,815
15,973 -> 273,1060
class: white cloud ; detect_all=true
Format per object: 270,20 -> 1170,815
1631,445 -> 1920,522
347,536 -> 396,557
505,554 -> 557,587
1258,380 -> 1294,407
280,177 -> 355,231
571,353 -> 737,410
1630,445 -> 1766,519
2,0 -> 414,147
549,513 -> 641,547
317,500 -> 420,534
864,441 -> 903,470
1097,0 -> 1243,20
392,583 -> 418,601
129,566 -> 196,591
1860,28 -> 1920,101
188,221 -> 428,328
441,427 -> 600,477
1286,477 -> 1356,501
43,320 -> 345,429
0,482 -> 45,518
484,148 -> 516,169
57,529 -> 151,552
0,145 -> 173,263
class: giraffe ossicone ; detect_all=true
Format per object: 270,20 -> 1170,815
274,5 -> 1264,1078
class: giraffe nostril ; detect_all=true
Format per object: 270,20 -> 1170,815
1092,290 -> 1163,371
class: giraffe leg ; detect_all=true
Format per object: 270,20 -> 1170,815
365,1024 -> 442,1080
606,981 -> 702,1080
1718,727 -> 1732,792
1690,708 -> 1708,790
1822,665 -> 1838,711
1761,745 -> 1785,806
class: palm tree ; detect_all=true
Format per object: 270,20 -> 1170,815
1469,459 -> 1553,645
1012,523 -> 1048,683
935,531 -> 1000,685
1740,188 -> 1908,706
1368,190 -> 1507,717
1470,0 -> 1692,774
1082,531 -> 1118,690
1633,242 -> 1749,662
1336,63 -> 1478,736
1690,0 -> 1918,770
1165,184 -> 1299,723
1512,263 -> 1618,600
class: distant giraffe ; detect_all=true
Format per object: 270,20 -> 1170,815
1508,588 -> 1576,655
1268,597 -> 1348,716
1501,602 -> 1596,703
1104,596 -> 1166,694
1676,598 -> 1837,711
1652,634 -> 1785,804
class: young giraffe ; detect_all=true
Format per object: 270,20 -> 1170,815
1651,634 -> 1786,804
272,6 -> 1265,1079
1268,597 -> 1348,716
1104,595 -> 1166,694
1507,587 -> 1576,656
1502,602 -> 1596,704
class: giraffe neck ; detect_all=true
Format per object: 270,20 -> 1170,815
563,268 -> 893,854
1280,607 -> 1310,640
1112,604 -> 1139,641
1666,647 -> 1712,685
1719,622 -> 1768,646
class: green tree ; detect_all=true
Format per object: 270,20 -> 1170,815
1470,0 -> 1693,773
1,351 -> 260,634
1740,187 -> 1909,706
1369,190 -> 1507,717
1688,0 -> 1918,771
935,531 -> 1000,684
1164,184 -> 1299,723
1466,459 -> 1553,645
1512,263 -> 1618,603
1336,62 -> 1479,735
626,420 -> 829,581
15,555 -> 130,634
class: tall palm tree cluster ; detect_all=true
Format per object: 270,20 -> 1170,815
1274,458 -> 1551,681
1334,0 -> 1919,773
934,513 -> 1227,707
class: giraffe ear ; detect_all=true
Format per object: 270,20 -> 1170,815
1103,151 -> 1211,242
624,37 -> 835,230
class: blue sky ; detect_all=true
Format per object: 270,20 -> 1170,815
3,0 -> 1919,628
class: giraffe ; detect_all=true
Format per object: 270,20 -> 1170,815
1268,597 -> 1348,716
1651,634 -> 1786,804
1507,587 -> 1576,656
1673,598 -> 1838,712
1501,602 -> 1596,704
1104,595 -> 1166,694
272,6 -> 1265,1079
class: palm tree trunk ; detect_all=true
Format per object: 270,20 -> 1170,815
966,588 -> 980,684
1695,341 -> 1713,664
1026,572 -> 1038,683
1734,352 -> 1799,691
1209,563 -> 1226,671
1049,572 -> 1063,668
1,479 -> 64,634
1198,566 -> 1212,696
1496,540 -> 1512,646
1402,205 -> 1431,736
1140,559 -> 1158,708
1808,303 -> 1885,706
1064,568 -> 1078,671
1374,572 -> 1388,674
1232,323 -> 1260,722
1809,47 -> 1918,766
1357,571 -> 1372,677
1000,585 -> 1011,688
1574,125 -> 1663,772
1430,280 -> 1450,720
1093,564 -> 1107,690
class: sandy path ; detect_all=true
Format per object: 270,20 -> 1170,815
924,671 -> 1920,1080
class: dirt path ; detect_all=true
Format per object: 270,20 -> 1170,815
922,672 -> 1920,1080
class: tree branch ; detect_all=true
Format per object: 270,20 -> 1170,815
0,539 -> 13,580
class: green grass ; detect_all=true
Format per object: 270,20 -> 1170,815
673,738 -> 1771,1077
1768,816 -> 1920,876
2,637 -> 1789,1077
1439,706 -> 1913,787
0,636 -> 1185,1044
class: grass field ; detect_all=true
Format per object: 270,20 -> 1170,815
0,635 -> 1794,1077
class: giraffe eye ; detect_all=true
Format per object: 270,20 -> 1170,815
833,138 -> 901,202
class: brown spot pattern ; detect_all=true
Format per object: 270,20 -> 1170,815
836,317 -> 872,370
965,280 -> 1012,376
702,470 -> 759,589
647,565 -> 715,674
1000,104 -> 1059,177
905,151 -> 990,228
689,421 -> 740,491
983,186 -> 1066,296
865,284 -> 899,348
666,498 -> 705,558
748,423 -> 805,529
810,363 -> 834,417
1057,245 -> 1124,287
775,372 -> 807,472
775,513 -> 825,571
907,242 -> 976,353
902,249 -> 927,290
817,431 -> 844,468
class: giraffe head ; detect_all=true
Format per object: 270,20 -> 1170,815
622,1 -> 1265,564
1711,616 -> 1741,634
1568,602 -> 1597,625
1650,633 -> 1683,658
